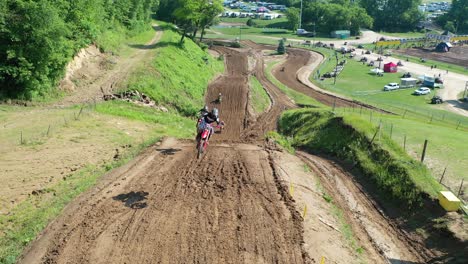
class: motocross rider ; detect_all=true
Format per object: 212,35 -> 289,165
196,108 -> 220,142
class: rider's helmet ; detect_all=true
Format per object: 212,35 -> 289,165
203,105 -> 209,112
211,108 -> 219,118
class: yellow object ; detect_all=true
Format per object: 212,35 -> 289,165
303,205 -> 307,218
438,191 -> 461,212
320,256 -> 325,264
451,36 -> 468,41
376,40 -> 401,46
289,183 -> 294,196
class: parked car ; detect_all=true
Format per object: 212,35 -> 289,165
413,87 -> 431,95
384,83 -> 400,91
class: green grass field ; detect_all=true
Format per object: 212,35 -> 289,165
249,76 -> 271,114
310,51 -> 468,129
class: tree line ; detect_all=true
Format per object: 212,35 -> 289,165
0,0 -> 159,100
0,0 -> 226,100
284,0 -> 428,35
156,0 -> 223,44
437,0 -> 468,33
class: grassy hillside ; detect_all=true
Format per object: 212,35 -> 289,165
249,76 -> 270,114
279,108 -> 442,209
126,23 -> 224,117
0,22 -> 223,264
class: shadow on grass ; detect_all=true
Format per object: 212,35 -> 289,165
127,24 -> 184,50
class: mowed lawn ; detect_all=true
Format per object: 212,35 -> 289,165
313,56 -> 468,127
333,110 -> 468,199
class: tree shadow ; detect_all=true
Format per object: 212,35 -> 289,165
156,148 -> 181,155
126,24 -> 183,50
445,99 -> 468,111
113,191 -> 149,209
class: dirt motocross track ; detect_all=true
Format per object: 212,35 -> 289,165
20,43 -> 430,264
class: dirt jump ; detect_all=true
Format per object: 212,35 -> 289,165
20,42 -> 436,264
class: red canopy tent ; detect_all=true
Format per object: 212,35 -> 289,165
383,62 -> 398,73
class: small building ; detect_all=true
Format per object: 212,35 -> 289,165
331,30 -> 350,39
383,62 -> 398,73
436,42 -> 452,52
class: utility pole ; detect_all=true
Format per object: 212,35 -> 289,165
239,25 -> 242,41
299,0 -> 303,29
463,81 -> 468,101
334,53 -> 339,85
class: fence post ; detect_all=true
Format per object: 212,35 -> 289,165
47,125 -> 51,136
458,179 -> 464,197
456,121 -> 461,130
421,139 -> 428,163
77,105 -> 84,119
403,134 -> 406,151
332,99 -> 336,113
370,123 -> 381,145
390,123 -> 393,139
20,131 -> 23,145
439,167 -> 447,183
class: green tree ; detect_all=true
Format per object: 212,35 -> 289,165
444,21 -> 456,33
285,7 -> 300,31
445,0 -> 468,32
277,39 -> 286,54
300,2 -> 371,35
0,0 -> 160,99
360,0 -> 423,32
198,0 -> 223,42
246,18 -> 256,27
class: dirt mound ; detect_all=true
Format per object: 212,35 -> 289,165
56,25 -> 162,107
59,45 -> 105,93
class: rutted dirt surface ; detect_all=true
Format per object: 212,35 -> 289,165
19,45 -> 311,264
297,152 -> 432,264
20,41 -> 431,264
21,140 -> 307,264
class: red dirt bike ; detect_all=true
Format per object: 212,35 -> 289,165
196,120 -> 225,159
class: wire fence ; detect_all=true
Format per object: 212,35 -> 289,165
332,106 -> 467,206
14,102 -> 96,147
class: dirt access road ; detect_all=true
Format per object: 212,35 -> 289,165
20,43 -> 429,263
58,25 -> 163,107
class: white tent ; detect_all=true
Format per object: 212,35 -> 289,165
370,68 -> 383,75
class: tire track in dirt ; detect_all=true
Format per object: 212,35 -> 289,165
19,43 -> 311,264
297,152 -> 431,264
20,140 -> 309,264
240,40 -> 391,113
